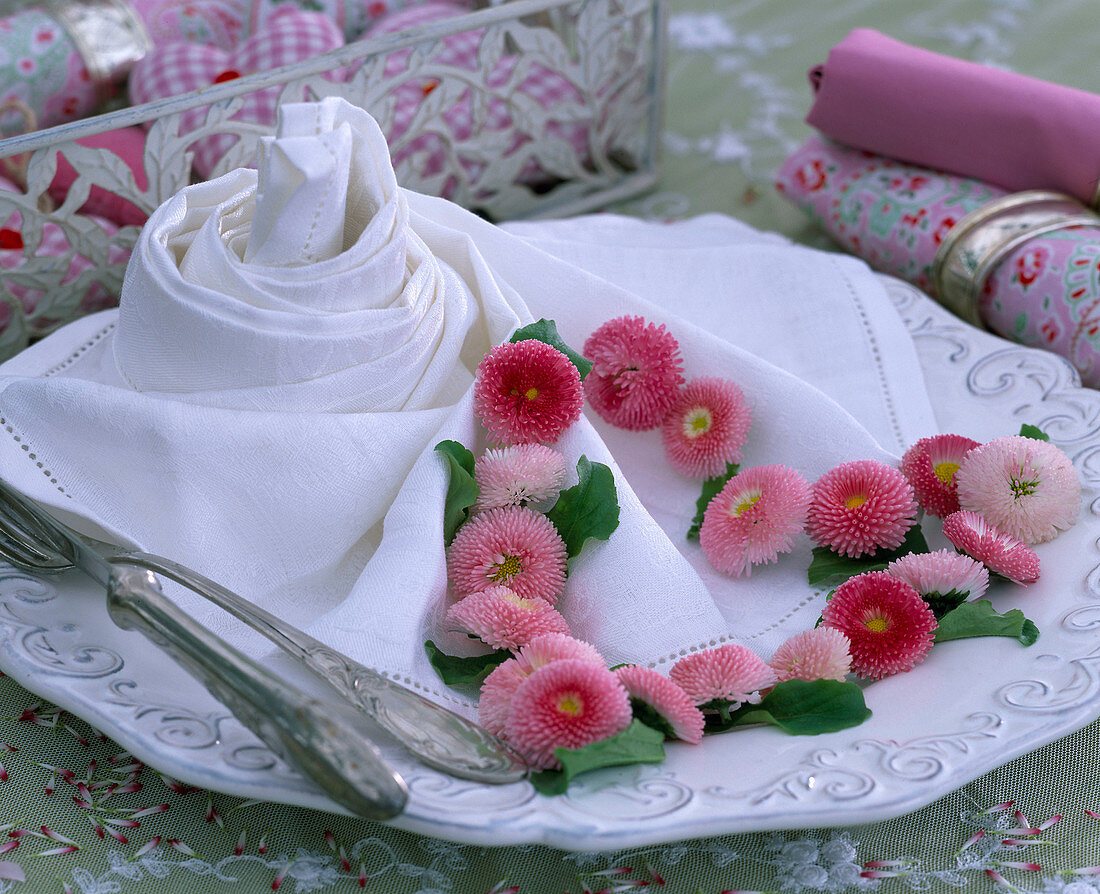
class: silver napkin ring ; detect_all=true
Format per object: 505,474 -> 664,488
931,190 -> 1100,329
41,0 -> 152,97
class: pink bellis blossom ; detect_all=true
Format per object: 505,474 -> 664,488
614,664 -> 705,744
900,433 -> 981,517
661,376 -> 752,479
807,459 -> 917,558
942,510 -> 1041,584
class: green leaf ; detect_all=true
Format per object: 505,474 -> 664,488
529,720 -> 666,795
435,440 -> 479,545
807,525 -> 930,589
686,462 -> 740,541
922,589 -> 970,620
934,600 -> 1040,646
510,318 -> 593,381
705,679 -> 871,736
1018,424 -> 1050,442
424,640 -> 510,687
546,456 -> 620,559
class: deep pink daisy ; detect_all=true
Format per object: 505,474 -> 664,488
955,435 -> 1081,544
479,658 -> 528,738
819,571 -> 937,681
668,644 -> 778,707
900,434 -> 981,517
613,664 -> 705,744
699,464 -> 811,576
474,444 -> 568,511
474,340 -> 584,445
886,549 -> 989,603
768,627 -> 852,683
583,315 -> 685,431
941,510 -> 1041,585
661,377 -> 753,478
478,633 -> 604,739
505,659 -> 633,770
446,586 -> 571,652
447,506 -> 567,603
806,459 -> 918,558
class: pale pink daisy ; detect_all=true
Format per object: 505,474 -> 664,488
699,464 -> 812,576
807,459 -> 918,558
474,339 -> 584,445
768,627 -> 852,683
446,586 -> 571,652
941,510 -> 1041,585
474,444 -> 569,511
955,435 -> 1081,544
669,644 -> 778,707
478,633 -> 604,739
614,665 -> 705,744
900,433 -> 981,518
479,658 -> 528,738
819,571 -> 937,681
583,315 -> 685,430
447,506 -> 567,603
886,549 -> 989,608
661,377 -> 753,479
506,659 -> 633,770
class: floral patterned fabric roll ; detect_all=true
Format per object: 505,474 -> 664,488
776,136 -> 1100,389
0,8 -> 99,134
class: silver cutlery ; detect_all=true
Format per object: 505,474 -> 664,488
0,477 -> 527,786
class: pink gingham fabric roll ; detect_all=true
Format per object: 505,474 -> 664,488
128,7 -> 343,178
806,28 -> 1100,206
0,175 -> 130,337
776,136 -> 1100,388
365,1 -> 587,197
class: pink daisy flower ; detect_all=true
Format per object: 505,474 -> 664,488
668,644 -> 778,707
819,571 -> 937,681
942,510 -> 1041,585
474,340 -> 584,445
474,444 -> 568,511
505,659 -> 633,770
699,464 -> 811,576
955,435 -> 1081,544
447,506 -> 567,603
613,665 -> 705,744
768,627 -> 852,683
806,459 -> 918,558
479,658 -> 528,738
478,633 -> 604,739
446,586 -> 571,652
886,549 -> 989,607
583,315 -> 685,431
900,434 -> 981,517
661,377 -> 753,478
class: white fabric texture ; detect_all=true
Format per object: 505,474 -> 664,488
0,97 -> 937,712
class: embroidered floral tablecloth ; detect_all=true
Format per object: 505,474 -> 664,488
5,1 -> 1100,892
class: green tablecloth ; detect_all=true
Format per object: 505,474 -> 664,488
5,2 -> 1100,892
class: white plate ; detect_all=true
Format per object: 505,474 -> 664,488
2,277 -> 1099,850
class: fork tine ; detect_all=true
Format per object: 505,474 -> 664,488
0,486 -> 75,572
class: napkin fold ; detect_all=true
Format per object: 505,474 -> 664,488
0,98 -> 937,713
806,28 -> 1100,206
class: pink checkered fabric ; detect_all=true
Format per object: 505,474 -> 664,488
365,1 -> 588,196
0,176 -> 130,334
128,7 -> 344,179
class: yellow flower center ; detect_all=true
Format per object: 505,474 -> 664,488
732,491 -> 761,517
864,616 -> 889,633
933,461 -> 960,485
845,493 -> 868,509
558,694 -> 583,715
490,555 -> 523,583
524,387 -> 539,400
682,407 -> 713,439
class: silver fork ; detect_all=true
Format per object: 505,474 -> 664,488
0,478 -> 527,785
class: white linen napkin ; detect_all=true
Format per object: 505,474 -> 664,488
0,97 -> 937,714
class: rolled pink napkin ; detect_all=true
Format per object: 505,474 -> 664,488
805,28 -> 1100,206
776,136 -> 1100,388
